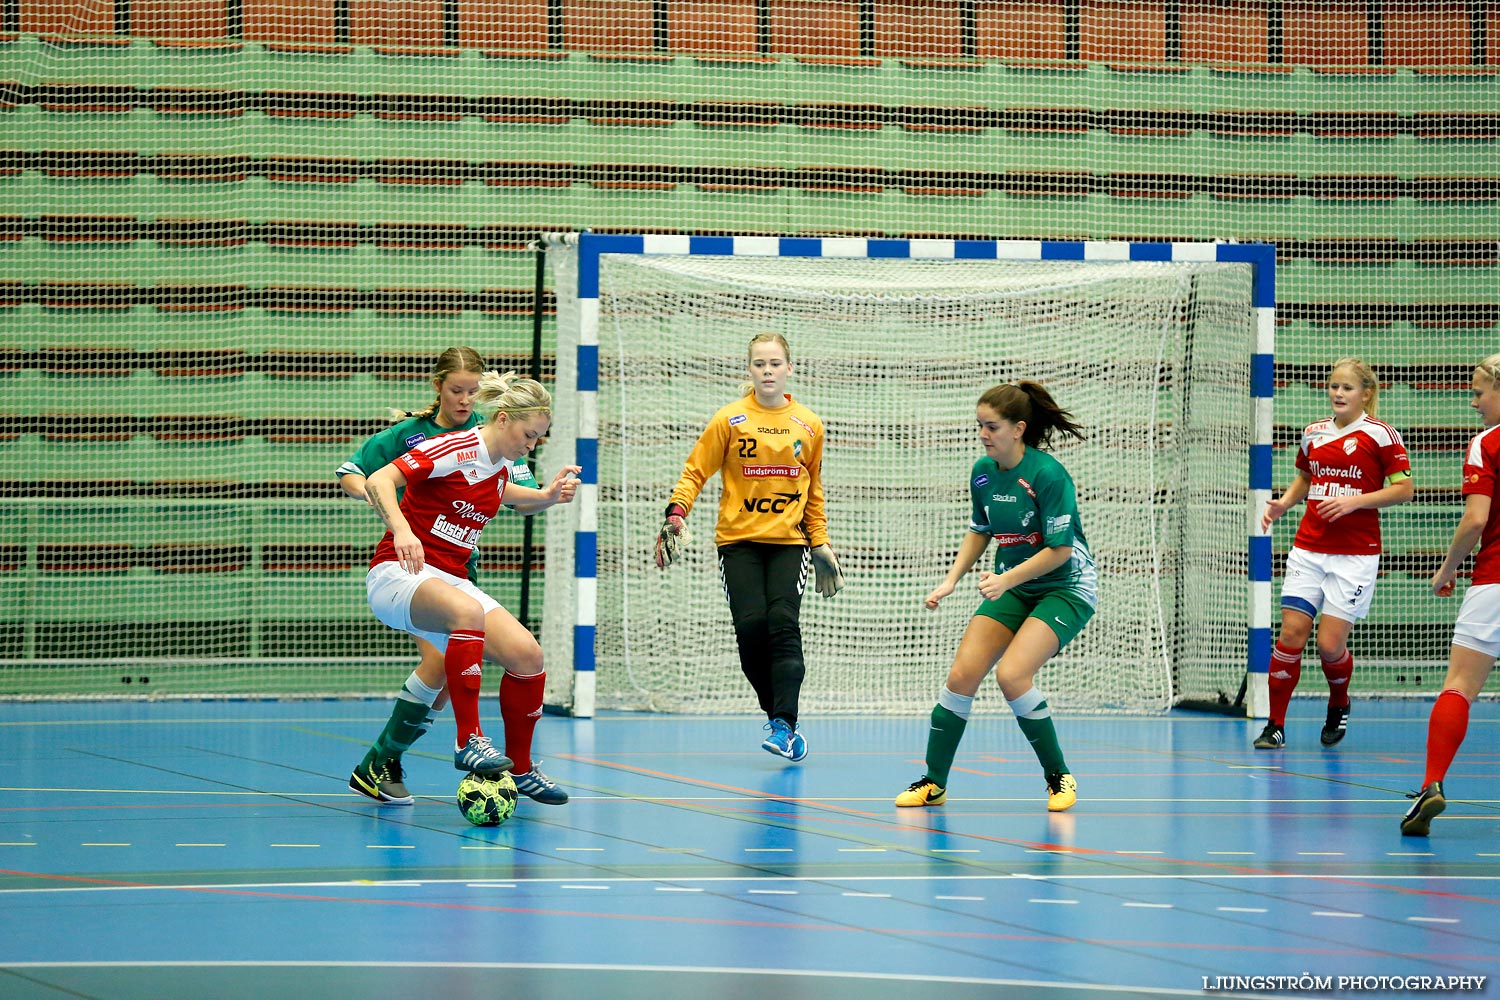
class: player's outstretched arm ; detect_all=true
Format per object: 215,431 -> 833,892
505,465 -> 582,513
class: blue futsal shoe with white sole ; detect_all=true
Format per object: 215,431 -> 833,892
762,718 -> 800,760
513,761 -> 570,804
454,733 -> 513,776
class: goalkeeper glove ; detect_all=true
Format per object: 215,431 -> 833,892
655,503 -> 687,569
810,543 -> 844,598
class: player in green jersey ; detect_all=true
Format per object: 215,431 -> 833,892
896,381 -> 1095,813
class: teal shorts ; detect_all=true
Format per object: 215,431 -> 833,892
975,588 -> 1095,650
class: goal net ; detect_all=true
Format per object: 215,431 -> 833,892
543,234 -> 1273,716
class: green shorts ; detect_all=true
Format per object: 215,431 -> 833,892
975,588 -> 1095,650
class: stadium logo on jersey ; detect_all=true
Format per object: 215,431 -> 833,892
973,474 -> 989,487
404,432 -> 427,448
1017,477 -> 1037,499
742,491 -> 802,513
743,465 -> 801,478
729,414 -> 748,426
1344,438 -> 1358,454
991,494 -> 1017,503
757,426 -> 790,435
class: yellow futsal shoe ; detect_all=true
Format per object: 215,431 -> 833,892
895,776 -> 946,807
1045,772 -> 1078,812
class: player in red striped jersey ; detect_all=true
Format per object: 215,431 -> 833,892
1256,358 -> 1413,750
364,371 -> 581,805
1402,355 -> 1500,835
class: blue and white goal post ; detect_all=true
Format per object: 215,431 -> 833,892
540,232 -> 1274,719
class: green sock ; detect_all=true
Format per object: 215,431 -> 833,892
372,697 -> 434,760
924,703 -> 968,787
1015,711 -> 1068,776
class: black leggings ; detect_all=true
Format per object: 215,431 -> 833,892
718,541 -> 809,725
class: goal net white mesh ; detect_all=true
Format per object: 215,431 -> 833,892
2,1 -> 1490,700
544,244 -> 1256,714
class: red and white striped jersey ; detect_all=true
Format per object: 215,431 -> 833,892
369,428 -> 515,578
1462,423 -> 1500,585
1292,415 -> 1410,555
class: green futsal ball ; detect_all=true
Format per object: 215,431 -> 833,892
457,771 -> 518,827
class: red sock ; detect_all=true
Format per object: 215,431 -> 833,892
444,630 -> 486,747
1267,641 -> 1302,727
499,670 -> 545,774
1320,649 -> 1354,709
1424,688 -> 1471,787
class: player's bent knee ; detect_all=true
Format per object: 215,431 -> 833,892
487,636 -> 543,675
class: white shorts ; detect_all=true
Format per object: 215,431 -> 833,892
366,560 -> 500,652
1279,547 -> 1381,623
1452,583 -> 1500,658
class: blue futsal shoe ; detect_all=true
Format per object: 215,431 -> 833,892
454,733 -> 513,776
786,723 -> 808,762
761,718 -> 797,760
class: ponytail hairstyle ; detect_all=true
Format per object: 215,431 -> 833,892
977,381 -> 1086,450
1330,356 -> 1380,418
739,332 -> 792,397
1478,353 -> 1500,388
475,370 -> 552,423
390,346 -> 486,422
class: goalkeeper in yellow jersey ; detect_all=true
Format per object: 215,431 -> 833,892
655,332 -> 844,761
897,381 -> 1095,813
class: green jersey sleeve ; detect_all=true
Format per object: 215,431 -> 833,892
1035,461 -> 1080,549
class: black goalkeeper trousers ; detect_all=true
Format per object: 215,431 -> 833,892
718,541 -> 810,725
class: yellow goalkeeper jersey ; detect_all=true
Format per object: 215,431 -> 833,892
669,393 -> 829,548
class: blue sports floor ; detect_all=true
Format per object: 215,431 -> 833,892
0,700 -> 1495,1000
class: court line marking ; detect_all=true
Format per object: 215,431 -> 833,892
0,960 -> 1254,996
5,872 -> 1497,897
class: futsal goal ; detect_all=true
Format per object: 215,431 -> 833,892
542,233 -> 1275,718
